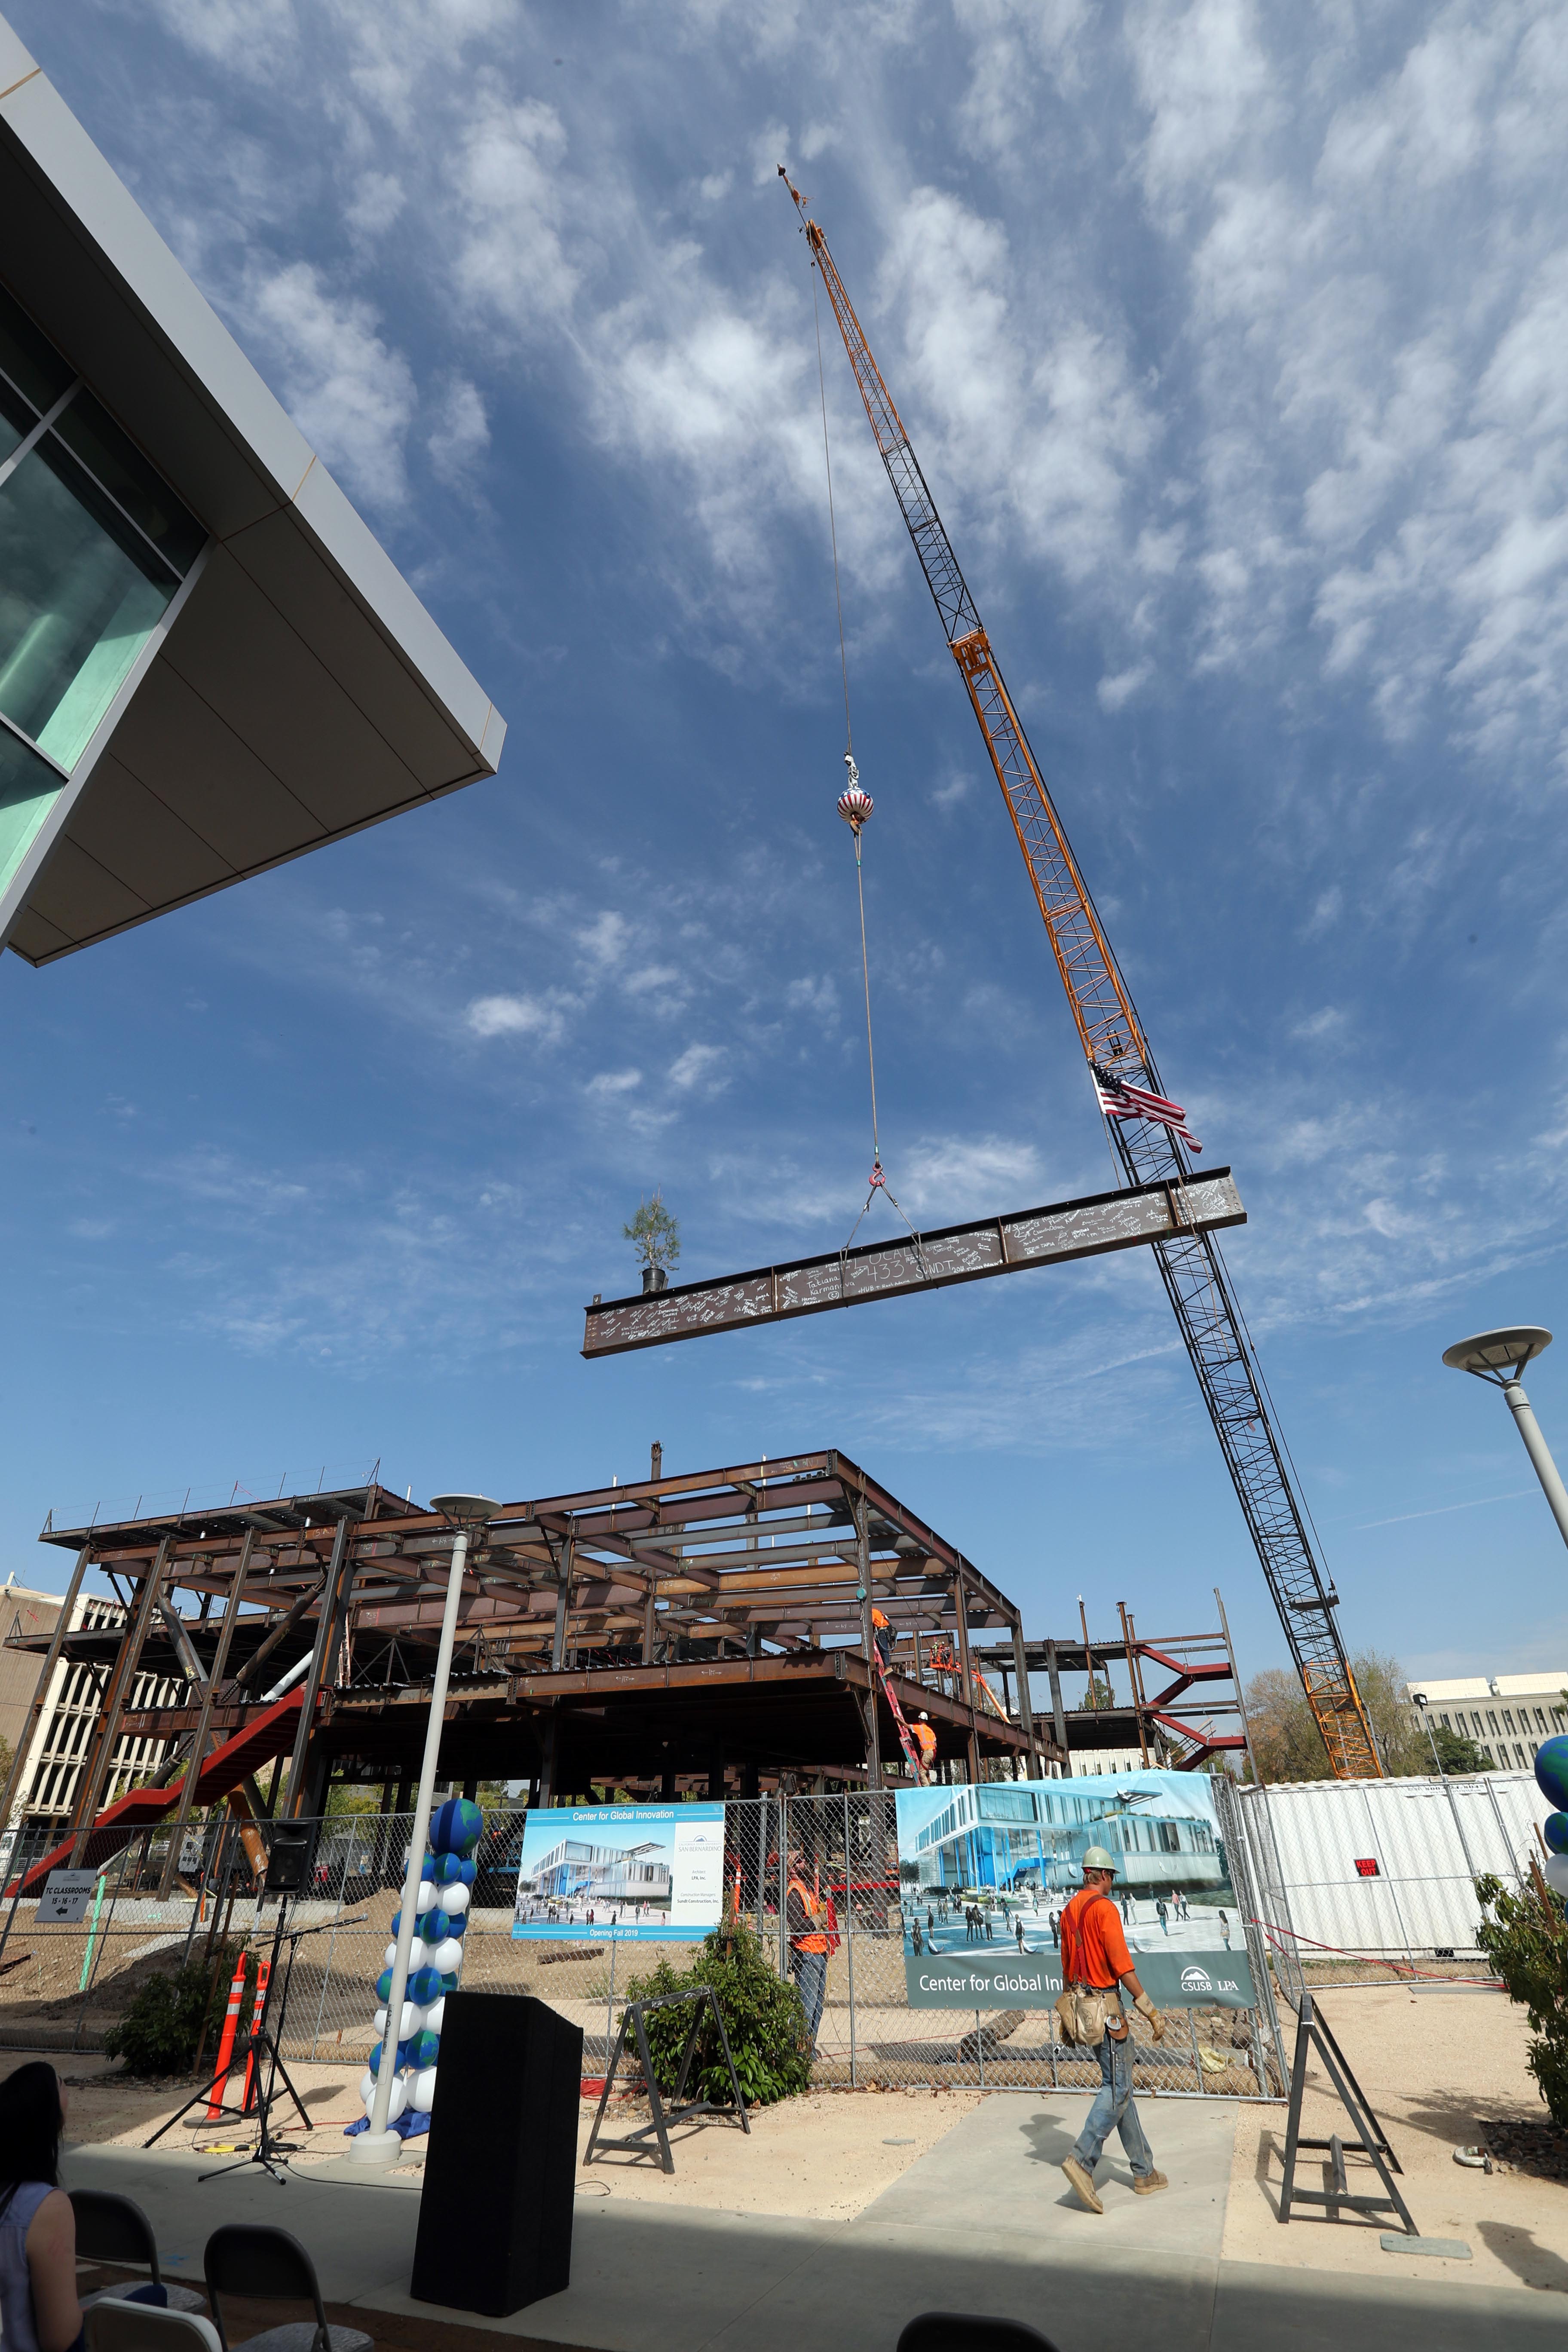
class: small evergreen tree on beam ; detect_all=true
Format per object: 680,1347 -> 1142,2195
625,1189 -> 680,1292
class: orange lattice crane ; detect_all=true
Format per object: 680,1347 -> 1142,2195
780,168 -> 1379,1780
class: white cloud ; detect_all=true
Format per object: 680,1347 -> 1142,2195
344,172 -> 406,239
248,261 -> 415,507
668,1043 -> 725,1090
450,86 -> 579,329
428,375 -> 490,492
1097,661 -> 1151,711
576,912 -> 631,968
465,993 -> 567,1043
585,1069 -> 643,1098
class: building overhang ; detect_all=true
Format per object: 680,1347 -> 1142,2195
0,17 -> 505,964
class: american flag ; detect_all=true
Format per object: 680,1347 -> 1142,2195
1092,1065 -> 1201,1152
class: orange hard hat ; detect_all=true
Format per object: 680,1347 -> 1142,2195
872,1608 -> 890,1627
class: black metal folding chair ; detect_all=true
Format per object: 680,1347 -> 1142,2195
202,2225 -> 371,2352
897,2316 -> 1061,2352
72,2190 -> 207,2314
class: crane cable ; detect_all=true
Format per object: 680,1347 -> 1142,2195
808,249 -> 927,1276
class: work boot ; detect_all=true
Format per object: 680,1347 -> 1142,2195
1062,2156 -> 1103,2213
1132,2169 -> 1169,2195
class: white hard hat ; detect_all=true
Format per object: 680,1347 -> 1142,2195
918,1711 -> 929,1721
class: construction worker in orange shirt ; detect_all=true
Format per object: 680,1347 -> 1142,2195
786,1849 -> 833,2052
870,1606 -> 894,1671
1058,1846 -> 1168,2212
912,1712 -> 937,1773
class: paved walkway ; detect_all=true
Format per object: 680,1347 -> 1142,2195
65,2095 -> 1563,2352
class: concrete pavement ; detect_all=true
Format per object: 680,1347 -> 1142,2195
64,2093 -> 1565,2352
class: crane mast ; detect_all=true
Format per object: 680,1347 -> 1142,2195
781,169 -> 1380,1779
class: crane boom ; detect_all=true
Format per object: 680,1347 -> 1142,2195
781,170 -> 1380,1779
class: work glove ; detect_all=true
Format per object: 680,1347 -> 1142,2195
1134,1991 -> 1166,2043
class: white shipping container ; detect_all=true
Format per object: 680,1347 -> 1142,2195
1237,1773 -> 1544,1959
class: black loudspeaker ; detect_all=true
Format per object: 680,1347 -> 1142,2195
264,1819 -> 317,1894
411,1992 -> 584,2316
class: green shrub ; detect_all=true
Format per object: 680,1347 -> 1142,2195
624,1922 -> 812,2107
1475,1873 -> 1568,2126
105,1945 -> 251,2077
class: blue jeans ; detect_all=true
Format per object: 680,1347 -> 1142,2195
1070,2028 -> 1155,2178
792,1949 -> 827,2048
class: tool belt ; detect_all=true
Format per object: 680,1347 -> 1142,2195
1055,1981 -> 1119,2047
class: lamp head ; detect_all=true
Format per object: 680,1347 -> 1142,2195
429,1493 -> 502,1528
1442,1326 -> 1552,1384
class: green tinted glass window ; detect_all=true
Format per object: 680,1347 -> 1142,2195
0,437 -> 177,773
52,392 -> 205,576
0,720 -> 66,903
0,279 -> 74,416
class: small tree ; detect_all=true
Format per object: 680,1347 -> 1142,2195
624,1922 -> 812,2107
623,1189 -> 680,1276
1081,1672 -> 1116,1711
1476,1872 -> 1568,2127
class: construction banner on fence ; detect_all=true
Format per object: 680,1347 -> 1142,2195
509,1801 -> 726,1942
894,1772 -> 1256,2010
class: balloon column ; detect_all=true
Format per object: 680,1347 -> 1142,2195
1535,1736 -> 1568,1902
345,1797 -> 483,2141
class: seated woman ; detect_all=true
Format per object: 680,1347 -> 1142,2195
0,2061 -> 85,2352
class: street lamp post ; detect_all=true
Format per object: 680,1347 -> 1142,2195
1410,1687 -> 1483,1887
1442,1326 -> 1568,1551
351,1491 -> 499,2168
1409,1690 -> 1446,1778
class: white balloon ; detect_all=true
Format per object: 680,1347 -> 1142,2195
427,1936 -> 463,1974
383,1943 -> 398,1970
405,1936 -> 430,1971
409,2066 -> 438,2113
386,2076 -> 408,2122
1544,1853 -> 1568,1896
415,1880 -> 436,1915
442,1883 -> 471,1916
423,1997 -> 444,2035
358,2070 -> 376,2108
374,2002 -> 425,2040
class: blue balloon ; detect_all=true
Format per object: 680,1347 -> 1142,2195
431,1797 -> 484,1857
1536,1736 -> 1568,1811
368,2037 -> 416,2074
376,1969 -> 394,2005
431,1852 -> 471,1886
406,1966 -> 444,2006
440,1970 -> 460,1994
1545,1812 -> 1568,1856
444,1910 -> 467,1938
406,2029 -> 441,2069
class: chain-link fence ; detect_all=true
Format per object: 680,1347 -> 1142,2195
0,1796 -> 1287,2097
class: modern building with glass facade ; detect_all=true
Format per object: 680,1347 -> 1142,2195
0,16 -> 503,964
524,1837 -> 673,1909
903,1780 -> 1224,1896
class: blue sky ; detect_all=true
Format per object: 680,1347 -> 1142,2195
4,0 -> 1568,1694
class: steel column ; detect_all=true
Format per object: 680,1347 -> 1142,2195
70,1538 -> 172,1864
282,1515 -> 353,1819
157,1530 -> 254,1899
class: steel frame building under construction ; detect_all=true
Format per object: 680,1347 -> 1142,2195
2,1452 -> 1059,1896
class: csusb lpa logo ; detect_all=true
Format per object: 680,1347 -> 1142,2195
1180,1965 -> 1213,1993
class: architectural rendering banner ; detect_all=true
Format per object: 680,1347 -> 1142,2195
894,1773 -> 1256,2010
510,1802 -> 726,1942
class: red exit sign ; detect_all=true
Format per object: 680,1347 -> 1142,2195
1354,1858 -> 1380,1877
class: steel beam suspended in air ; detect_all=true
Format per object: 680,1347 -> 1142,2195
582,1169 -> 1244,1357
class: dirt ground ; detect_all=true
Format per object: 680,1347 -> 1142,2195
1222,1981 -> 1568,2295
4,2050 -> 983,2224
14,1978 -> 1568,2278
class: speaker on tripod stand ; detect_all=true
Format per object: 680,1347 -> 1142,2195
265,1819 -> 318,1896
